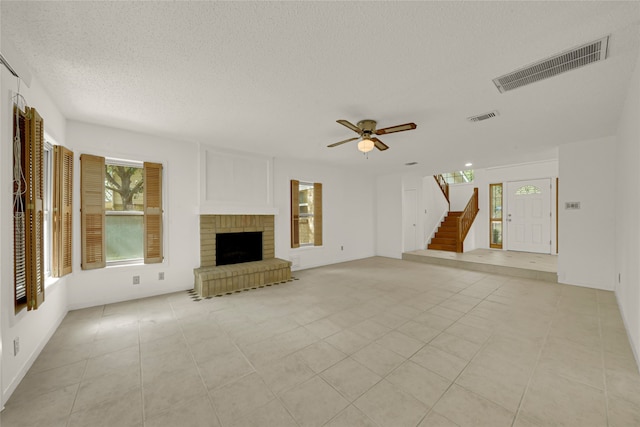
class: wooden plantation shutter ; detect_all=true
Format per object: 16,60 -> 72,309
290,179 -> 300,248
313,182 -> 323,246
143,162 -> 163,263
53,146 -> 73,277
80,154 -> 106,270
11,107 -> 46,310
13,106 -> 46,311
14,106 -> 28,312
28,108 -> 45,309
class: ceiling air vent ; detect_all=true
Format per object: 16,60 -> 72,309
467,110 -> 499,123
493,36 -> 609,93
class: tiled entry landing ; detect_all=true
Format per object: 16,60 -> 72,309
2,257 -> 638,426
403,248 -> 558,282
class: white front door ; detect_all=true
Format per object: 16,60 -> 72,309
403,189 -> 417,251
507,179 -> 551,253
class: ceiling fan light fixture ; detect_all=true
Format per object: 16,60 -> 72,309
358,138 -> 375,153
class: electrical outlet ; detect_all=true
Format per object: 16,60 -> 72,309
14,337 -> 19,356
133,276 -> 140,285
158,272 -> 165,280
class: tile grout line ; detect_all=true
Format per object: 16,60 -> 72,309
63,304 -> 106,427
597,292 -> 611,427
170,295 -> 226,427
136,303 -> 146,427
509,293 -> 560,427
409,273 -> 503,427
213,287 -> 304,426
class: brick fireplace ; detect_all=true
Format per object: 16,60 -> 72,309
199,214 -> 275,267
194,214 -> 291,297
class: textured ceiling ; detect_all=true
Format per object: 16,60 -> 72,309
2,1 -> 639,175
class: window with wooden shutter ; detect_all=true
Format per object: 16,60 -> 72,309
143,162 -> 163,263
80,154 -> 106,270
290,180 -> 300,248
53,146 -> 73,277
291,180 -> 323,248
13,106 -> 45,312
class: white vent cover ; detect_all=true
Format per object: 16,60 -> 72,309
493,36 -> 609,93
468,110 -> 499,122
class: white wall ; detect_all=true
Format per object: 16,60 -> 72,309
199,145 -> 275,215
475,160 -> 558,251
65,121 -> 200,309
1,69 -> 69,405
273,158 -> 376,270
419,161 -> 558,253
448,183 -> 475,212
615,46 -> 640,363
375,173 -> 403,258
558,137 -> 616,290
422,176 -> 449,247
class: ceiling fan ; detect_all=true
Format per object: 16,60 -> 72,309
328,119 -> 417,153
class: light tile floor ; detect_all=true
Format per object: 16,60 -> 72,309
406,249 -> 558,273
2,257 -> 639,426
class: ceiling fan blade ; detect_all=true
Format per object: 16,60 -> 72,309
327,136 -> 359,148
375,122 -> 417,135
371,137 -> 389,151
337,119 -> 362,135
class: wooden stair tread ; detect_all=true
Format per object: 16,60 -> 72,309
428,210 -> 463,253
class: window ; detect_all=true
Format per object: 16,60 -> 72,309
290,180 -> 322,248
515,185 -> 541,195
442,170 -> 474,184
80,154 -> 163,269
105,160 -> 145,263
13,105 -> 73,312
489,183 -> 503,249
13,105 -> 45,311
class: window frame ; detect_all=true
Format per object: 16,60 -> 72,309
104,158 -> 145,266
442,170 -> 474,185
298,181 -> 315,247
290,180 -> 323,248
80,154 -> 164,270
489,183 -> 503,249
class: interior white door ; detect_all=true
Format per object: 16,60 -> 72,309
403,189 -> 418,251
507,179 -> 551,253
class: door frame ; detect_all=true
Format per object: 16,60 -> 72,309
403,189 -> 418,252
504,178 -> 557,254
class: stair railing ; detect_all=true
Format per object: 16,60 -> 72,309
433,174 -> 450,207
456,187 -> 479,252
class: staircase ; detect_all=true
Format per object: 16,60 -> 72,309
427,182 -> 479,253
428,211 -> 462,252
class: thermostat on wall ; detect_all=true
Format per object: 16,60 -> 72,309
565,202 -> 581,210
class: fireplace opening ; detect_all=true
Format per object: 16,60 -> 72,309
216,232 -> 263,266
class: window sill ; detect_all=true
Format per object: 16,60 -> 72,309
292,245 -> 323,251
45,276 -> 60,290
106,260 -> 144,269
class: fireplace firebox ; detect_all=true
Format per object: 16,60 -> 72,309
216,232 -> 263,266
